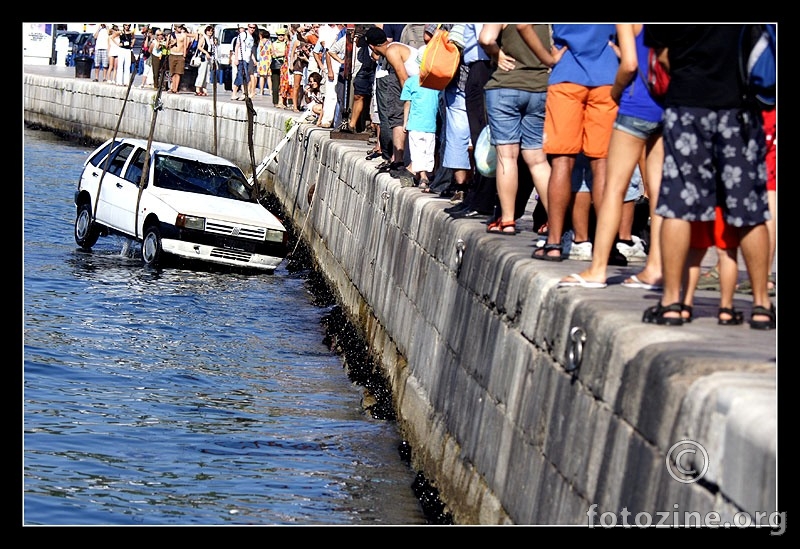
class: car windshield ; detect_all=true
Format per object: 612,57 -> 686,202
153,154 -> 254,201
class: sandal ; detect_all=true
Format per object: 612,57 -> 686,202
366,150 -> 382,160
682,304 -> 694,323
532,243 -> 563,262
718,307 -> 744,326
377,160 -> 403,173
419,179 -> 431,193
750,304 -> 776,330
642,302 -> 684,326
486,219 -> 517,235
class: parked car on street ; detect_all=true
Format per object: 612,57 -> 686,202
74,138 -> 288,272
72,32 -> 95,58
214,25 -> 240,69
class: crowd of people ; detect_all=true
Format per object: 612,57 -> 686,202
84,23 -> 777,331
356,24 -> 776,331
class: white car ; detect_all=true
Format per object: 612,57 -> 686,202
214,25 -> 241,69
74,138 -> 288,273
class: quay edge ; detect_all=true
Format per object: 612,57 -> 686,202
23,67 -> 779,526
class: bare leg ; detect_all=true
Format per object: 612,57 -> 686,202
619,201 -> 635,240
658,217 -> 691,320
566,130 -> 642,284
588,156 -> 607,214
495,143 -> 520,225
629,133 -> 664,286
349,94 -> 366,131
682,246 -> 707,320
571,192 -> 592,243
521,148 -> 550,213
542,154 -> 575,256
292,73 -> 303,110
391,126 -> 406,164
738,223 -> 773,321
766,188 -> 776,287
717,246 -> 740,319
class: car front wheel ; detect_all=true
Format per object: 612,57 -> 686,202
141,225 -> 163,267
75,202 -> 100,249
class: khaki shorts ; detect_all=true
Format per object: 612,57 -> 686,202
542,82 -> 617,158
168,54 -> 185,76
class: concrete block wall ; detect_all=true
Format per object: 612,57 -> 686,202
24,72 -> 778,526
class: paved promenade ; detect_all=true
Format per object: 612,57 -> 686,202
25,62 -> 775,277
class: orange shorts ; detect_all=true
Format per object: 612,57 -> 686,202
542,82 -> 618,158
762,108 -> 776,192
690,206 -> 740,250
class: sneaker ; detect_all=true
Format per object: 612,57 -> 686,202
696,266 -> 720,291
449,190 -> 465,205
616,235 -> 648,263
569,241 -> 593,261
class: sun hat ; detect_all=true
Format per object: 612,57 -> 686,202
275,28 -> 286,35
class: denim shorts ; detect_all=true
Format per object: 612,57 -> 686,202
571,152 -> 643,202
613,113 -> 663,140
485,88 -> 546,150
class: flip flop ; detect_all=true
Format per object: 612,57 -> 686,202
621,275 -> 663,290
558,273 -> 607,289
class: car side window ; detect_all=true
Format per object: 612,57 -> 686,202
88,140 -> 122,169
124,148 -> 148,186
106,144 -> 136,178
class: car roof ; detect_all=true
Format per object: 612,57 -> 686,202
115,138 -> 238,167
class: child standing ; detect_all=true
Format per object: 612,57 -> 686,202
397,50 -> 439,191
678,206 -> 743,325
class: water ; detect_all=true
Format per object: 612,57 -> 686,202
22,127 -> 428,526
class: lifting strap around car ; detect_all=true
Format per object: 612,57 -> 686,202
135,25 -> 175,237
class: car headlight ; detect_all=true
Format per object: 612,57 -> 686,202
176,214 -> 205,230
265,229 -> 285,244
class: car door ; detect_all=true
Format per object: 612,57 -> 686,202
118,147 -> 149,237
94,143 -> 141,235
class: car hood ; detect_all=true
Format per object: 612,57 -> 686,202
147,187 -> 286,232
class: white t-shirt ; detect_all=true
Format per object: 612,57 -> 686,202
95,27 -> 109,51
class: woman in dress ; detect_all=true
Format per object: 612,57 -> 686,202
270,28 -> 288,107
257,29 -> 272,96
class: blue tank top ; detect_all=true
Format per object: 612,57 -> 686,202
618,27 -> 664,123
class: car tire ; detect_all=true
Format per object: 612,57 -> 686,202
141,225 -> 163,267
75,202 -> 100,249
